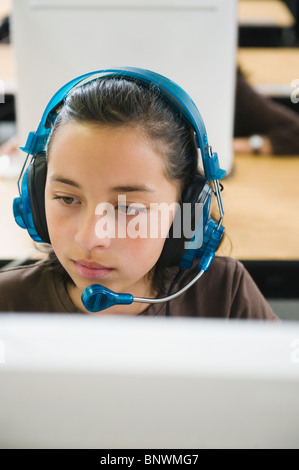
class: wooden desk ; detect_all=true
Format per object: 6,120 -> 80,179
221,153 -> 299,261
238,0 -> 295,28
237,47 -> 299,97
1,154 -> 299,263
0,43 -> 16,95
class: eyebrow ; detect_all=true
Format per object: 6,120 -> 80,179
49,176 -> 81,189
112,185 -> 155,194
49,176 -> 155,193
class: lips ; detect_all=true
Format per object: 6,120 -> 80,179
73,260 -> 114,280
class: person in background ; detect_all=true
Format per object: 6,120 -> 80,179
234,67 -> 299,156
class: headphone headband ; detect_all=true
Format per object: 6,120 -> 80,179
20,67 -> 225,181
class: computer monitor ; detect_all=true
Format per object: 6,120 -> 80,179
0,314 -> 298,449
11,0 -> 238,174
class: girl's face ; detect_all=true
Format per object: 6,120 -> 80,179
45,122 -> 179,314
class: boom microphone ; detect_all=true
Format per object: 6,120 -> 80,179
81,268 -> 206,313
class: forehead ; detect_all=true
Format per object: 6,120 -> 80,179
46,122 -> 178,196
48,121 -> 160,166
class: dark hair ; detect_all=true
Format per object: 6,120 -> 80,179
47,77 -> 199,193
45,76 -> 201,295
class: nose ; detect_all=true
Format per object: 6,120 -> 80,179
74,205 -> 113,252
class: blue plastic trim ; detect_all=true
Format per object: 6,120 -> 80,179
196,219 -> 225,271
197,251 -> 215,272
205,152 -> 226,181
19,131 -> 50,156
12,167 -> 43,242
179,194 -> 211,269
82,284 -> 134,312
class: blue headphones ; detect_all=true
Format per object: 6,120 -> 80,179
13,66 -> 225,279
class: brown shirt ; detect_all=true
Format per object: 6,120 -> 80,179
0,256 -> 278,320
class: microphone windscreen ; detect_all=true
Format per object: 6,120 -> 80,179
81,285 -> 134,312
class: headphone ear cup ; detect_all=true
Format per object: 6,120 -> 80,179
159,175 -> 211,268
27,152 -> 50,243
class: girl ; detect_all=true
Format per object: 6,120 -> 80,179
0,68 -> 277,319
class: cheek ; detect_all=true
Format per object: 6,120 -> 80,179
45,197 -> 74,248
118,235 -> 166,277
118,210 -> 173,273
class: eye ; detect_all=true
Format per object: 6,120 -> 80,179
54,196 -> 80,206
117,205 -> 147,216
